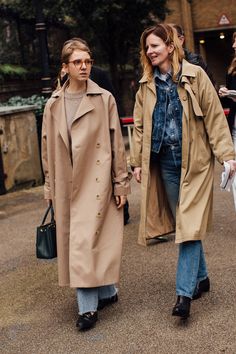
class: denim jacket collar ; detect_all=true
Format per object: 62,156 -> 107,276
139,59 -> 196,84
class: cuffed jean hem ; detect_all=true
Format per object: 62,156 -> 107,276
77,284 -> 117,314
197,275 -> 208,283
176,291 -> 193,299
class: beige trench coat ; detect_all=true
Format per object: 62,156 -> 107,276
42,79 -> 130,287
130,59 -> 235,246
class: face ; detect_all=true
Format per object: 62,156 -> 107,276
62,49 -> 92,82
177,35 -> 185,47
233,36 -> 236,53
145,33 -> 174,69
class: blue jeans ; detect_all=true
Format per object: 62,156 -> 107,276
176,241 -> 208,298
157,145 -> 208,298
77,285 -> 117,314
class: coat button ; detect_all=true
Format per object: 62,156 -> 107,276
96,177 -> 100,183
96,160 -> 101,165
97,212 -> 102,218
96,194 -> 101,200
96,143 -> 101,148
182,96 -> 187,101
95,230 -> 100,235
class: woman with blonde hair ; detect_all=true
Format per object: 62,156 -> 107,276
131,24 -> 236,319
42,38 -> 130,330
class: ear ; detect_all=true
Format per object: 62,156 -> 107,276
168,43 -> 175,54
62,63 -> 69,74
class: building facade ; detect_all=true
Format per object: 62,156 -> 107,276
165,0 -> 236,85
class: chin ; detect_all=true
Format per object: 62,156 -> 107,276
151,60 -> 159,66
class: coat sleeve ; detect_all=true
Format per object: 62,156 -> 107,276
197,68 -> 235,163
109,95 -> 131,196
130,85 -> 144,168
41,103 -> 52,200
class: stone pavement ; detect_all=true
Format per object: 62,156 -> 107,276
0,163 -> 236,354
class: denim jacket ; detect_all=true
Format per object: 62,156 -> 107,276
151,68 -> 183,154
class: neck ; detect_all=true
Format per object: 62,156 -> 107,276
158,62 -> 171,75
67,80 -> 87,93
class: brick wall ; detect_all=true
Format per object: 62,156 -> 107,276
165,0 -> 236,86
191,0 -> 236,30
166,0 -> 236,30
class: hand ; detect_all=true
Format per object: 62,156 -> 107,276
218,86 -> 229,97
133,167 -> 142,183
226,160 -> 236,178
115,195 -> 127,209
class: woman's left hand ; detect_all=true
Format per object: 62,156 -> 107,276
226,160 -> 236,177
115,195 -> 127,209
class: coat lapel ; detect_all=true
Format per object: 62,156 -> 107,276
181,77 -> 203,117
71,78 -> 103,125
180,59 -> 203,117
50,79 -> 103,151
71,95 -> 95,125
51,94 -> 70,151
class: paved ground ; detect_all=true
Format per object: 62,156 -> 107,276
0,163 -> 236,354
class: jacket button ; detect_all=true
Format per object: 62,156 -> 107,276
96,194 -> 100,200
182,96 -> 187,101
95,230 -> 100,235
96,143 -> 101,148
96,177 -> 100,183
96,160 -> 101,165
97,212 -> 102,217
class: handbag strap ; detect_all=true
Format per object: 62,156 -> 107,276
41,205 -> 55,225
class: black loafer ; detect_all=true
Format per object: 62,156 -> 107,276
192,277 -> 210,300
172,296 -> 191,319
76,311 -> 98,331
97,293 -> 118,310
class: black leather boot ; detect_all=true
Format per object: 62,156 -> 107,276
97,293 -> 118,310
172,296 -> 191,319
76,311 -> 98,331
192,277 -> 210,300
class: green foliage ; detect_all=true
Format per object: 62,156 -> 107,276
0,64 -> 28,80
0,95 -> 47,117
0,0 -> 169,109
65,0 -> 169,66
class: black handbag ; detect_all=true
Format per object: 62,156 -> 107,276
36,205 -> 57,259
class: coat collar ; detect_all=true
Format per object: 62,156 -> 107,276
180,59 -> 203,117
180,59 -> 197,79
51,78 -> 103,99
138,59 -> 202,116
138,59 -> 197,85
49,79 -> 103,151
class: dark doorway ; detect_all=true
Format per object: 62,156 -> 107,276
194,29 -> 235,86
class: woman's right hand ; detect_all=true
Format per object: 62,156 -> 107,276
133,167 -> 142,183
219,86 -> 229,97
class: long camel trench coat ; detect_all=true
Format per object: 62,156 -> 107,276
42,79 -> 130,287
130,59 -> 235,246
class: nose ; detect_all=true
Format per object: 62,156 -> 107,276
233,39 -> 236,49
81,62 -> 87,69
146,46 -> 152,56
